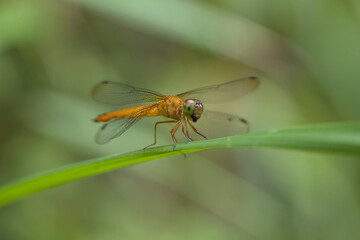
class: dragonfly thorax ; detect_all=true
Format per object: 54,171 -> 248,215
183,99 -> 203,122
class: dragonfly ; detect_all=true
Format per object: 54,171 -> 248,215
92,76 -> 260,149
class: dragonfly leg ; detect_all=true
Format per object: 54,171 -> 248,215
187,119 -> 207,140
182,120 -> 193,142
170,121 -> 182,150
143,120 -> 177,150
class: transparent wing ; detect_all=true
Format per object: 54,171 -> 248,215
92,81 -> 165,106
177,76 -> 259,103
188,110 -> 250,140
95,105 -> 154,144
95,117 -> 141,144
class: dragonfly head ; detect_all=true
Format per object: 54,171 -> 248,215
183,99 -> 203,122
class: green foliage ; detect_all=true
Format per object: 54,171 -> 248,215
1,0 -> 360,238
0,122 -> 358,207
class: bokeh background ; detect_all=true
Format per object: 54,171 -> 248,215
1,0 -> 360,239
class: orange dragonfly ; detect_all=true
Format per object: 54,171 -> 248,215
92,76 -> 259,149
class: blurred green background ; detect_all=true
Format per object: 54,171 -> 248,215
1,0 -> 360,239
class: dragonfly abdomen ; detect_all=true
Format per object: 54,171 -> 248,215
94,105 -> 161,122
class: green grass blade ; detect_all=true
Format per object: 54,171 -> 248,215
0,122 -> 359,207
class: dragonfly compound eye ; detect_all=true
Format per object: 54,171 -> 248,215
183,100 -> 196,117
183,99 -> 203,122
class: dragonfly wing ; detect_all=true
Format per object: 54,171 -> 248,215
95,105 -> 156,144
92,81 -> 165,106
189,110 -> 250,140
177,76 -> 259,103
95,117 -> 141,144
